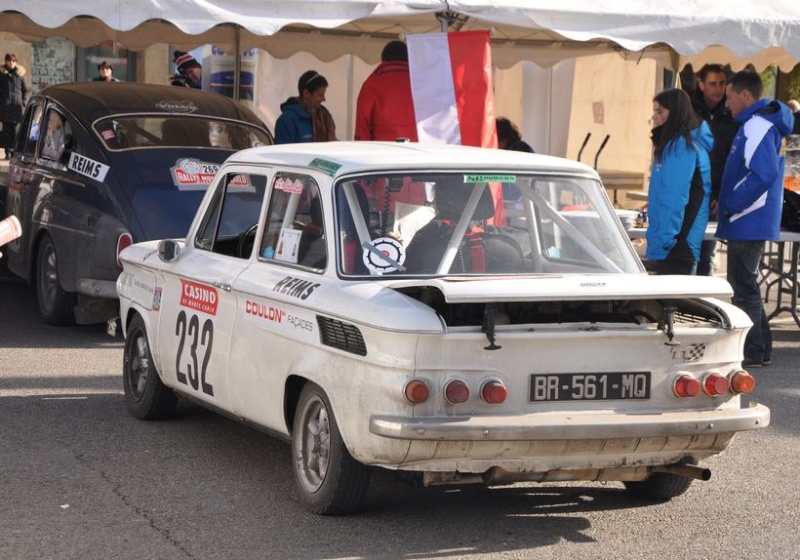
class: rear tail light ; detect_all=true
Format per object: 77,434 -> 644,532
444,379 -> 470,404
729,370 -> 756,394
480,379 -> 508,404
403,379 -> 430,404
116,232 -> 133,267
703,373 -> 730,396
673,374 -> 701,398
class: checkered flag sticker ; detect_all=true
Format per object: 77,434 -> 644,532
672,343 -> 706,362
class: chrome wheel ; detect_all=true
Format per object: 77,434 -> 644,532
127,330 -> 150,401
295,393 -> 331,493
291,382 -> 371,514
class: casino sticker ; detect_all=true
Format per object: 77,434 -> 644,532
362,237 -> 406,274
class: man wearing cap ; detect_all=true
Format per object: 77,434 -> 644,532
92,61 -> 119,82
0,53 -> 28,158
171,51 -> 202,89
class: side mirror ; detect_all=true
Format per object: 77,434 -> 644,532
157,239 -> 181,263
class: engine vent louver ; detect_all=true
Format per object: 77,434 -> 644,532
317,316 -> 367,356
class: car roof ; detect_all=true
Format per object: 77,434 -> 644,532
36,82 -> 268,129
227,142 -> 598,179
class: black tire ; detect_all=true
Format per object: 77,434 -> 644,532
292,382 -> 371,515
123,314 -> 177,420
35,234 -> 77,325
624,464 -> 695,501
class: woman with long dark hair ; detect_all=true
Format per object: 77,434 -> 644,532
646,88 -> 713,275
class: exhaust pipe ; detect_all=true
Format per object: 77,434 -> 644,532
652,464 -> 711,481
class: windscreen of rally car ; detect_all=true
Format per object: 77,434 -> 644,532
334,173 -> 641,277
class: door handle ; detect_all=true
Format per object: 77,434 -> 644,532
212,281 -> 232,292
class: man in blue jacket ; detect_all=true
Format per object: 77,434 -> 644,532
716,70 -> 795,368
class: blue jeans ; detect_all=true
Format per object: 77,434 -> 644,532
697,239 -> 717,276
726,240 -> 772,363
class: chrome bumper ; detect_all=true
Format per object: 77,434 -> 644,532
77,278 -> 119,299
370,403 -> 770,441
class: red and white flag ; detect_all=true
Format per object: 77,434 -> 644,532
407,30 -> 504,224
407,30 -> 497,149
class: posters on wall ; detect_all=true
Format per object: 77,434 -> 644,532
31,37 -> 75,94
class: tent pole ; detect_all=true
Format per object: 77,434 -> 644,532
233,24 -> 241,101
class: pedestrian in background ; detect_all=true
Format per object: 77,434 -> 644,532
789,99 -> 800,134
355,40 -> 417,142
171,51 -> 202,89
275,70 -> 336,144
92,61 -> 119,82
689,63 -> 739,276
0,53 -> 28,159
496,117 -> 534,153
716,69 -> 795,367
646,88 -> 712,275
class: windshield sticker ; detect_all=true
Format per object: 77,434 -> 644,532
274,177 -> 304,194
309,158 -> 342,176
464,174 -> 516,183
179,279 -> 218,316
68,153 -> 110,182
362,237 -> 406,274
273,276 -> 320,300
156,100 -> 199,113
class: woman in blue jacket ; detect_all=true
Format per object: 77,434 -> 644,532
275,70 -> 336,144
646,88 -> 713,275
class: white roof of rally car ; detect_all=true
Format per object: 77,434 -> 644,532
226,141 -> 599,179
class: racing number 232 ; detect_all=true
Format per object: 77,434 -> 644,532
175,310 -> 215,396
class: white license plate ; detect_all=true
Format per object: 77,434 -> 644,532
529,372 -> 651,402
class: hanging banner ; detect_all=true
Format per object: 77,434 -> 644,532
407,30 -> 498,149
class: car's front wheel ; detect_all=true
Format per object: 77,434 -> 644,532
123,314 -> 177,420
292,382 -> 371,515
36,233 -> 77,325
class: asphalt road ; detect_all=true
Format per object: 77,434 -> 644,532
1,273 -> 799,560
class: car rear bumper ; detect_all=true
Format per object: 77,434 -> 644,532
370,403 -> 770,441
77,277 -> 118,299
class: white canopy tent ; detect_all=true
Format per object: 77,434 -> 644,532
2,0 -> 800,71
2,1 -> 798,193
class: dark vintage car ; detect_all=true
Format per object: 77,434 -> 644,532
2,82 -> 272,324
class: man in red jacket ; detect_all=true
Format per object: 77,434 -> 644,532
355,41 -> 418,142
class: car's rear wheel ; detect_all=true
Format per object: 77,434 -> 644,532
292,382 -> 371,515
36,233 -> 77,325
623,463 -> 695,501
123,314 -> 177,420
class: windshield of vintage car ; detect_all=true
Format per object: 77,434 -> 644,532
93,116 -> 271,150
335,173 -> 642,277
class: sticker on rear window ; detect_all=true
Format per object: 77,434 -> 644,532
68,153 -> 110,182
463,174 -> 516,183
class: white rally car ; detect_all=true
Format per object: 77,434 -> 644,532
115,142 -> 769,515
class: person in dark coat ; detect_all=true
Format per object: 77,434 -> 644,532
171,51 -> 202,89
689,63 -> 739,276
92,61 -> 119,82
0,53 -> 29,157
274,70 -> 336,144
